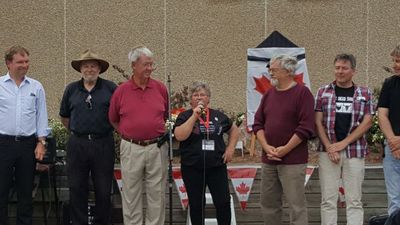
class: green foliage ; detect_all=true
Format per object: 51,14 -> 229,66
48,118 -> 69,150
366,87 -> 385,152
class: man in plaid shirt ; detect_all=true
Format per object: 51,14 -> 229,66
314,53 -> 374,225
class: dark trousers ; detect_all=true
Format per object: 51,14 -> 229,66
181,165 -> 231,225
0,137 -> 36,225
66,135 -> 115,225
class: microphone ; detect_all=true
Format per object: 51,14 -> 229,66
198,101 -> 206,115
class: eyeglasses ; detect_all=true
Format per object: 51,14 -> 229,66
141,62 -> 157,70
268,68 -> 286,73
85,94 -> 92,109
192,93 -> 208,98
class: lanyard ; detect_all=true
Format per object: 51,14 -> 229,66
198,108 -> 209,129
198,108 -> 210,139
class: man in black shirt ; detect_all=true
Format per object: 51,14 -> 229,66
378,45 -> 400,217
59,49 -> 117,225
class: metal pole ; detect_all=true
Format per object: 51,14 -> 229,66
167,73 -> 173,225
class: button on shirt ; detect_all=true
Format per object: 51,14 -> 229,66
314,81 -> 375,158
0,73 -> 48,137
59,78 -> 117,134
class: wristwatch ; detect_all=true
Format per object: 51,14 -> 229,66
38,139 -> 47,146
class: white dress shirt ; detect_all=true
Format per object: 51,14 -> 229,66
0,73 -> 48,137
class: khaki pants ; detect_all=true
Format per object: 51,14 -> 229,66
120,140 -> 167,225
319,151 -> 365,225
260,163 -> 308,225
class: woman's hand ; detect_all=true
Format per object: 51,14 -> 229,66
223,147 -> 235,163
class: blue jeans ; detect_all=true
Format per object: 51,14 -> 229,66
384,144 -> 400,215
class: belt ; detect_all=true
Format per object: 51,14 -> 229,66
0,134 -> 36,142
121,136 -> 161,146
71,132 -> 111,140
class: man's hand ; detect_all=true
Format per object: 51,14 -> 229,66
326,141 -> 348,153
264,145 -> 282,161
274,146 -> 291,158
328,152 -> 340,164
392,149 -> 400,160
35,142 -> 46,161
388,136 -> 400,152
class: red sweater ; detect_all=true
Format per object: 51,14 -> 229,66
253,84 -> 315,164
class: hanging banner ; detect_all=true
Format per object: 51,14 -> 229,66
172,167 -> 189,209
227,166 -> 258,210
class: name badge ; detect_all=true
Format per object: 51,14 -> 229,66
202,139 -> 215,151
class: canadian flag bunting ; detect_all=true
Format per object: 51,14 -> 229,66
172,167 -> 189,209
114,168 -> 123,192
338,178 -> 346,208
227,166 -> 258,210
170,165 -> 318,212
304,166 -> 316,186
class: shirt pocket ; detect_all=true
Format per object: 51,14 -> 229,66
21,95 -> 36,113
320,96 -> 331,112
354,98 -> 367,121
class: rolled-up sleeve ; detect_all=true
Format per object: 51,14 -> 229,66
36,84 -> 48,137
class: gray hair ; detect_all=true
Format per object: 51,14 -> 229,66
334,53 -> 356,70
189,81 -> 211,98
270,54 -> 298,76
128,46 -> 153,63
390,45 -> 400,58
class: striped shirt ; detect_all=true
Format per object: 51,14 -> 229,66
314,82 -> 375,158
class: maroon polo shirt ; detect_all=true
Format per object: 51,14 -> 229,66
109,78 -> 168,140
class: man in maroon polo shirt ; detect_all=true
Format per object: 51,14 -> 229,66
108,46 -> 168,225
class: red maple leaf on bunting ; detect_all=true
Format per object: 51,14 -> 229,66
179,185 -> 187,193
253,76 -> 272,95
294,73 -> 304,85
114,169 -> 121,180
236,182 -> 250,195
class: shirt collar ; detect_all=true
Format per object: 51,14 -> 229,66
130,77 -> 155,90
329,80 -> 357,89
78,77 -> 103,92
3,72 -> 31,84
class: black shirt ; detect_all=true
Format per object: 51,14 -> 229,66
59,78 -> 117,134
378,75 -> 400,136
334,85 -> 355,141
175,109 -> 233,168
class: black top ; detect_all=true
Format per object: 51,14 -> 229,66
378,75 -> 400,136
59,78 -> 117,134
175,109 -> 233,168
334,85 -> 355,141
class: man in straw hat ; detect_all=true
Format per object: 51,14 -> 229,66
109,46 -> 168,225
0,45 -> 48,225
59,49 -> 117,225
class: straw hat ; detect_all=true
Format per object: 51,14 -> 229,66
71,49 -> 109,74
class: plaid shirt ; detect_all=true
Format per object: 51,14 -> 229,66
314,81 -> 375,158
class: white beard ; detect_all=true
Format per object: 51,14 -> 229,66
271,78 -> 279,87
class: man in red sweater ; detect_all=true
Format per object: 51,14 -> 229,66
253,54 -> 315,225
